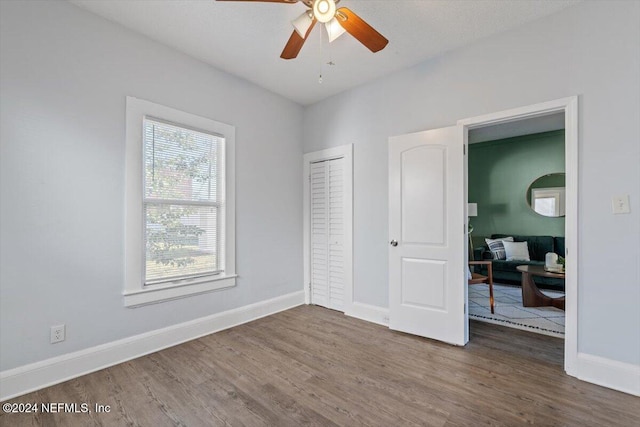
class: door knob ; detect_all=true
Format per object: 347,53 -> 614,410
390,240 -> 398,246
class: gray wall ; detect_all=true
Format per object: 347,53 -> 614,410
0,0 -> 303,370
302,1 -> 640,365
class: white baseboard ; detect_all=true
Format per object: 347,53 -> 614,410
0,291 -> 304,401
346,302 -> 389,327
575,352 -> 640,396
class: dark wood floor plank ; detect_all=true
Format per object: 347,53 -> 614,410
247,314 -> 536,424
202,331 -> 375,426
2,305 -> 638,427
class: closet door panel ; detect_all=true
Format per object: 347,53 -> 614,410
310,162 -> 328,307
328,158 -> 345,310
310,158 -> 345,311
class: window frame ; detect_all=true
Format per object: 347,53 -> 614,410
124,97 -> 236,307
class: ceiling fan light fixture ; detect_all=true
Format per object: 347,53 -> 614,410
313,0 -> 336,23
325,17 -> 346,43
292,10 -> 314,38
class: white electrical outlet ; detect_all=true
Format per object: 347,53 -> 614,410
50,324 -> 65,344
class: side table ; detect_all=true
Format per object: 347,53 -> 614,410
516,265 -> 565,310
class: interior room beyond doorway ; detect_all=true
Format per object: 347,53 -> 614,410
467,112 -> 567,338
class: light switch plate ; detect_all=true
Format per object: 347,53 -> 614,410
612,195 -> 630,214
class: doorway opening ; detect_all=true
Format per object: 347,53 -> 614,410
459,96 -> 579,374
467,113 -> 566,338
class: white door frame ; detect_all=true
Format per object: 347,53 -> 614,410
458,96 -> 579,375
303,144 -> 353,313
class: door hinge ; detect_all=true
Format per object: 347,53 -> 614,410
463,145 -> 466,155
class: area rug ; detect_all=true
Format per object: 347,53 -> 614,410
469,283 -> 565,338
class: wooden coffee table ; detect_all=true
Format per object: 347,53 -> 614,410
516,265 -> 565,310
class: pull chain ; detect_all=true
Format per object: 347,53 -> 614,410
319,24 -> 323,84
318,18 -> 336,83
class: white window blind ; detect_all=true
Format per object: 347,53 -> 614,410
143,118 -> 224,285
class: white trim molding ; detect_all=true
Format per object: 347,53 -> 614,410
0,291 -> 304,401
346,302 -> 390,327
303,144 -> 354,313
458,96 -> 580,377
576,353 -> 640,397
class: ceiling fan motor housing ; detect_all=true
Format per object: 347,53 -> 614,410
313,0 -> 336,23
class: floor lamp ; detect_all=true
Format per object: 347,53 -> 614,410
468,203 -> 478,260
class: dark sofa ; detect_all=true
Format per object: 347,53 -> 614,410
473,234 -> 565,290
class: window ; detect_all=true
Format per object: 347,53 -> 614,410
125,97 -> 235,307
143,119 -> 222,284
532,187 -> 566,217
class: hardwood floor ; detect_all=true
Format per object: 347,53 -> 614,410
2,305 -> 638,426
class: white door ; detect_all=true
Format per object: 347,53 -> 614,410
310,158 -> 345,311
388,126 -> 466,345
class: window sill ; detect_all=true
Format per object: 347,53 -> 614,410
124,274 -> 237,308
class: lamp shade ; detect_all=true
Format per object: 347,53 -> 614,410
292,11 -> 314,38
468,203 -> 478,217
325,17 -> 346,42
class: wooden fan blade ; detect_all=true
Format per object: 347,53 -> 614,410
336,7 -> 388,53
280,19 -> 316,59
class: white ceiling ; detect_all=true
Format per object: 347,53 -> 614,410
68,0 -> 581,106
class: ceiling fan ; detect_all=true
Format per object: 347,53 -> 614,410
217,0 -> 389,59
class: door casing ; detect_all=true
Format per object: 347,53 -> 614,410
458,96 -> 579,375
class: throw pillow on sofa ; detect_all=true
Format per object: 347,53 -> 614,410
503,241 -> 531,261
485,236 -> 514,260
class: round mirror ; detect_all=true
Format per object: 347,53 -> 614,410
526,173 -> 566,217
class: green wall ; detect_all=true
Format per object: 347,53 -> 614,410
468,130 -> 565,245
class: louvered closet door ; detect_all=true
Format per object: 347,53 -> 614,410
310,158 -> 345,311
